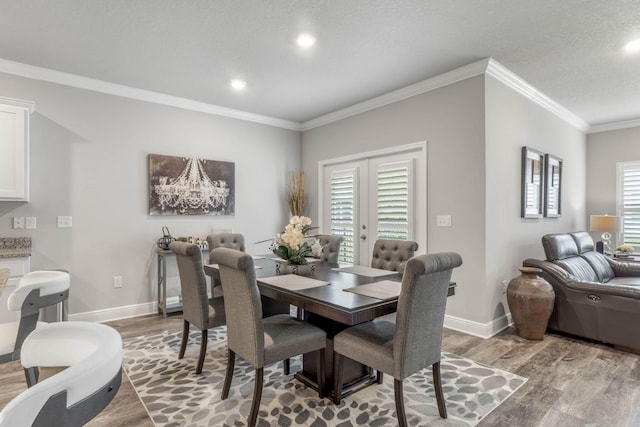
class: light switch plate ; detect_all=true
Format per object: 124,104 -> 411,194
436,215 -> 452,227
25,217 -> 36,229
13,217 -> 24,229
57,216 -> 73,228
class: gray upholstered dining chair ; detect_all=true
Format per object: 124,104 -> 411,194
333,252 -> 463,426
211,247 -> 327,427
207,232 -> 246,289
169,241 -> 226,374
0,270 -> 70,365
316,234 -> 344,267
371,238 -> 419,276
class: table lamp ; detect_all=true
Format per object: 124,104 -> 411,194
590,214 -> 622,254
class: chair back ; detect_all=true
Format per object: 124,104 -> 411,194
207,233 -> 245,258
371,239 -> 418,275
317,235 -> 343,267
169,242 -> 212,329
210,247 -> 264,367
393,252 -> 462,379
0,321 -> 122,427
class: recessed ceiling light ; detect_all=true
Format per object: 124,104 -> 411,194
624,38 -> 640,53
296,33 -> 316,48
230,79 -> 246,90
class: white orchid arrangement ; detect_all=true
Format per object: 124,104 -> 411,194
269,216 -> 321,265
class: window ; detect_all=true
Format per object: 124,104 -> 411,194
617,161 -> 640,250
328,169 -> 357,266
375,160 -> 412,240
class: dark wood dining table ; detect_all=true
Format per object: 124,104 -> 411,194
204,256 -> 456,399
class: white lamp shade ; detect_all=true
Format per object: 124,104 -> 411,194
589,215 -> 622,233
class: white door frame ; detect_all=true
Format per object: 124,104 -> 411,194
317,141 -> 428,262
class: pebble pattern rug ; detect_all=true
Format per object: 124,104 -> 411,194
122,328 -> 527,427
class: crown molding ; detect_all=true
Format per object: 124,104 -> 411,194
485,58 -> 590,132
588,117 -> 640,134
0,95 -> 35,114
301,58 -> 491,131
0,58 -> 301,131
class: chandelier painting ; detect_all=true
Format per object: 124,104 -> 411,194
148,154 -> 235,216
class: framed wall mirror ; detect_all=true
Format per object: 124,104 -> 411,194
544,154 -> 562,217
521,146 -> 545,218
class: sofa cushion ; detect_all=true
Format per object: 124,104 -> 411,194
581,252 -> 615,282
553,257 -> 600,282
571,231 -> 595,253
542,234 -> 580,260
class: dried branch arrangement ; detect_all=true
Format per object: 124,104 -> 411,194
288,171 -> 306,216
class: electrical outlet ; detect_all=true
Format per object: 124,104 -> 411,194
25,217 -> 36,229
113,276 -> 123,288
13,217 -> 25,229
436,215 -> 452,227
57,216 -> 73,228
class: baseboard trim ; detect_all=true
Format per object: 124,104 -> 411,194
69,301 -> 513,338
444,313 -> 512,339
68,302 -> 157,323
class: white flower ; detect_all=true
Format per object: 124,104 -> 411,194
311,239 -> 323,257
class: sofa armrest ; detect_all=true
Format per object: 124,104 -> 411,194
523,258 -> 640,299
607,258 -> 640,277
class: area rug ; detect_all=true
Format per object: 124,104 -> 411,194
122,328 -> 527,427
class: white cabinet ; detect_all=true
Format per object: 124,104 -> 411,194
0,97 -> 34,202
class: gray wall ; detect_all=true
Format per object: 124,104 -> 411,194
587,126 -> 640,248
303,74 -> 588,334
485,75 -> 587,329
302,76 -> 488,326
0,72 -> 300,317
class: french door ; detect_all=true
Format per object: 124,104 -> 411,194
320,144 -> 426,266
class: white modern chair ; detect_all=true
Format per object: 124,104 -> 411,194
0,271 -> 70,364
0,321 -> 123,427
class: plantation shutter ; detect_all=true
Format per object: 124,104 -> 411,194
619,161 -> 640,250
329,169 -> 356,265
376,160 -> 412,240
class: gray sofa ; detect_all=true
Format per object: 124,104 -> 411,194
523,231 -> 640,352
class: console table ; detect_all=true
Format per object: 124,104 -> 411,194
156,247 -> 208,317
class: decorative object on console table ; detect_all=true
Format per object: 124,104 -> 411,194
506,267 -> 555,340
156,226 -> 175,250
521,146 -> 545,218
614,244 -> 634,258
589,214 -> 622,254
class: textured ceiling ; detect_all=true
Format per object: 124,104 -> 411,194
1,0 -> 639,127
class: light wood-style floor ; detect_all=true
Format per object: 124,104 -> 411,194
1,314 -> 638,426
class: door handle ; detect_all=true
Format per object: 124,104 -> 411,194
360,234 -> 367,241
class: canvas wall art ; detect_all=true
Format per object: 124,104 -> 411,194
148,154 -> 235,216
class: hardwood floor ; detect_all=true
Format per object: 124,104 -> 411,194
0,314 -> 638,426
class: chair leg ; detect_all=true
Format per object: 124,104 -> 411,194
433,361 -> 447,418
333,352 -> 343,404
316,348 -> 326,399
376,371 -> 384,384
178,320 -> 190,359
222,349 -> 236,400
283,358 -> 290,375
24,367 -> 38,387
394,378 -> 408,427
248,367 -> 264,427
195,329 -> 208,374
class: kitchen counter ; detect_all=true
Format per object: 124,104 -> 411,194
0,237 -> 32,258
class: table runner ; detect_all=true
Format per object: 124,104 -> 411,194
259,274 -> 330,291
332,265 -> 398,277
344,280 -> 401,300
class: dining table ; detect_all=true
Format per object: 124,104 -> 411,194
204,255 -> 456,399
